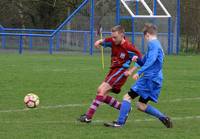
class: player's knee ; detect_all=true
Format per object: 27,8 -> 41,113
97,87 -> 107,96
136,102 -> 147,112
123,93 -> 132,101
97,89 -> 103,95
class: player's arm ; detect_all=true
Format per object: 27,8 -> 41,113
94,37 -> 112,49
127,44 -> 144,67
135,43 -> 159,77
132,55 -> 146,67
124,66 -> 138,76
124,57 -> 143,76
127,44 -> 143,59
94,39 -> 103,48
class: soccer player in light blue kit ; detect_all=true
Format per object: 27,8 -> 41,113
104,23 -> 173,128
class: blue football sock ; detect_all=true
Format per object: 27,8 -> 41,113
145,105 -> 165,119
117,100 -> 131,125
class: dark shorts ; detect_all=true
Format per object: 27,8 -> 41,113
105,67 -> 127,94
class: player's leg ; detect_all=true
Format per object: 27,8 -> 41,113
78,68 -> 125,123
104,89 -> 138,127
116,94 -> 132,124
103,95 -> 121,110
86,82 -> 111,118
137,97 -> 173,128
102,68 -> 127,110
78,82 -> 111,123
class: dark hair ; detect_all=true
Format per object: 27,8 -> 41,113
143,23 -> 158,35
111,25 -> 125,34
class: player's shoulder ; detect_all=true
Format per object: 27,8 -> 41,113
148,39 -> 162,49
124,39 -> 134,48
149,39 -> 161,45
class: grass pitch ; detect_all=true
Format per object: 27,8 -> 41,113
0,52 -> 200,139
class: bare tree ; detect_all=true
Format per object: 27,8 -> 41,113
181,0 -> 200,53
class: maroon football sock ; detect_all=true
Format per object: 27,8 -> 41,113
103,95 -> 121,110
86,95 -> 104,119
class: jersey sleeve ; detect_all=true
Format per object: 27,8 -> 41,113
137,42 -> 159,76
127,44 -> 142,58
101,37 -> 112,48
134,55 -> 147,67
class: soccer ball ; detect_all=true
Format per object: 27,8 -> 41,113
24,93 -> 39,108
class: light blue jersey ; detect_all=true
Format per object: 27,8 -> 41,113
131,39 -> 164,103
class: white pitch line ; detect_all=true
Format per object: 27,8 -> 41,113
0,104 -> 88,113
161,97 -> 200,102
0,97 -> 199,113
134,115 -> 200,122
1,115 -> 200,124
39,104 -> 87,109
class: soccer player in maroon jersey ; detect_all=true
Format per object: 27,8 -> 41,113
78,25 -> 142,123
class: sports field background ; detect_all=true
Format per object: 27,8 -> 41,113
0,52 -> 200,139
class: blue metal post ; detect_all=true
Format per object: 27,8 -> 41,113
168,17 -> 172,55
51,0 -> 89,37
90,0 -> 94,55
1,28 -> 6,48
29,31 -> 33,49
83,32 -> 88,53
0,25 -> 3,30
153,0 -> 157,24
2,35 -> 6,49
19,36 -> 23,54
153,0 -> 157,15
131,18 -> 135,44
49,37 -> 53,54
176,0 -> 180,55
136,0 -> 139,15
133,0 -> 139,45
56,32 -> 60,51
171,33 -> 174,54
116,0 -> 120,25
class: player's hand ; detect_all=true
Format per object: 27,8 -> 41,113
132,56 -> 138,62
94,39 -> 103,48
94,43 -> 100,48
124,70 -> 132,77
133,73 -> 139,80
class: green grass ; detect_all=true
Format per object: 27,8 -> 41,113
0,52 -> 200,139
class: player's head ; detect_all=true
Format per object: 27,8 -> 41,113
143,23 -> 158,41
111,25 -> 125,45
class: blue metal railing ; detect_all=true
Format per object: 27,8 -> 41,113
51,0 -> 89,37
0,24 -> 4,30
0,0 -> 89,54
0,28 -> 173,54
0,0 -> 179,55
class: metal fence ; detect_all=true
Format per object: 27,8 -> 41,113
0,0 -> 180,55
